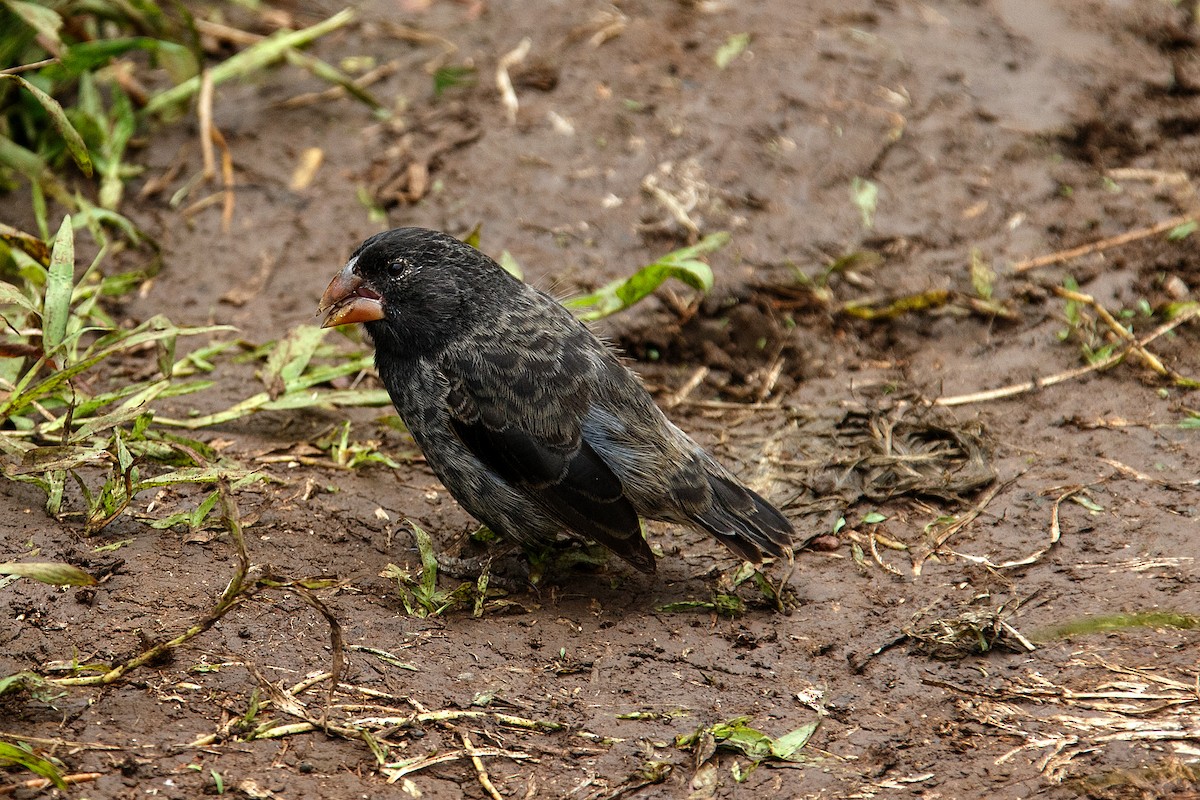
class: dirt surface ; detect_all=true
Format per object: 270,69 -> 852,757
4,0 -> 1200,798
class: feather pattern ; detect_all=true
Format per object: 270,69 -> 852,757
330,227 -> 794,573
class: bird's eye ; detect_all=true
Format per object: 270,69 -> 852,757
387,258 -> 407,276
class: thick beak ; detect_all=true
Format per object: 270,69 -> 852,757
318,263 -> 385,328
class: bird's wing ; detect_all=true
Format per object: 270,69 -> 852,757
440,341 -> 655,572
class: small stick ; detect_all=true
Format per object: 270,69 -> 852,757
953,486 -> 1080,570
0,772 -> 103,796
867,531 -> 903,577
1011,213 -> 1196,273
276,60 -> 401,109
934,305 -> 1200,407
496,38 -> 531,124
911,477 -> 1014,576
384,747 -> 532,783
213,125 -> 236,232
1052,286 -> 1171,377
462,732 -> 505,800
756,356 -> 786,402
198,71 -> 216,180
664,366 -> 708,408
195,18 -> 264,46
0,58 -> 59,75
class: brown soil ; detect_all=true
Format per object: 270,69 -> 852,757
4,1 -> 1200,798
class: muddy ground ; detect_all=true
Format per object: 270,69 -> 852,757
4,0 -> 1200,797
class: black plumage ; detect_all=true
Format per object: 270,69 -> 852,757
318,227 -> 793,573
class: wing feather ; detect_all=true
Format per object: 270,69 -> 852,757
444,348 -> 655,572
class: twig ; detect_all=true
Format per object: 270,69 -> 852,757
144,9 -> 357,116
462,732 -> 505,800
867,531 -> 903,577
0,733 -> 120,751
0,772 -> 103,796
496,38 -> 531,124
1101,457 -> 1200,487
1011,213 -> 1197,273
380,23 -> 459,73
213,126 -> 235,232
383,746 -> 533,784
664,366 -> 708,408
668,397 -> 783,411
934,305 -> 1200,406
1053,286 -> 1172,377
276,60 -> 401,110
756,356 -> 786,402
0,58 -> 59,75
952,486 -> 1080,571
911,476 -> 1016,576
51,484 -> 253,686
641,173 -> 700,240
198,71 -> 215,180
195,18 -> 264,47
999,620 -> 1038,652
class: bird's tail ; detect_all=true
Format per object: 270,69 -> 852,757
694,470 -> 794,563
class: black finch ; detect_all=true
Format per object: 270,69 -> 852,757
318,228 -> 793,573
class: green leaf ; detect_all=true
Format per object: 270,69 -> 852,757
568,232 -> 726,321
1167,220 -> 1197,241
146,489 -> 220,530
498,251 -> 523,280
861,511 -> 887,525
968,248 -> 994,300
714,33 -> 751,69
677,717 -> 817,764
0,561 -> 96,586
0,671 -> 47,696
433,64 -> 476,96
0,279 -> 38,316
2,0 -> 64,54
771,721 -> 819,760
135,465 -> 263,491
143,9 -> 357,117
850,177 -> 878,229
0,741 -> 67,789
0,135 -> 49,184
411,522 -> 439,601
0,318 -> 230,420
711,717 -> 774,760
6,445 -> 109,475
41,215 -> 74,356
283,48 -> 383,110
97,84 -> 136,210
154,41 -> 201,85
262,325 -> 327,396
0,221 -> 51,265
0,74 -> 93,177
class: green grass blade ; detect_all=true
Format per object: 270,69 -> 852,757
55,37 -> 199,83
0,279 -> 38,315
142,8 -> 357,117
568,232 -> 726,321
2,0 -> 64,54
283,48 -> 383,110
0,222 -> 51,265
262,325 -> 326,395
0,740 -> 67,790
0,134 -> 48,181
0,74 -> 92,177
0,561 -> 96,586
41,215 -> 74,357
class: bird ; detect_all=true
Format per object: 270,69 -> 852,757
318,227 -> 793,573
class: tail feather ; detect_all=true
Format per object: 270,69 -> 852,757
695,472 -> 794,562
